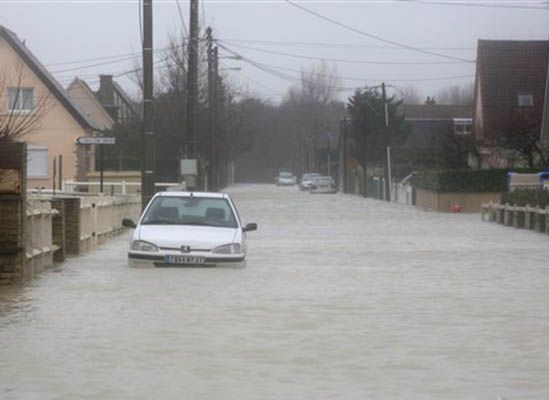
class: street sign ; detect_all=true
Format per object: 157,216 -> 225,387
76,136 -> 116,145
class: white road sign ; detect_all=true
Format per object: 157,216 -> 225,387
76,136 -> 116,145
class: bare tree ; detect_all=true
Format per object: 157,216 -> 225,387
435,82 -> 474,105
0,64 -> 48,184
397,85 -> 422,105
0,64 -> 48,143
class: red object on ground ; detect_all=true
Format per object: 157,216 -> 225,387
450,204 -> 462,213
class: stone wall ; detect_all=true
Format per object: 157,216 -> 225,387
0,143 -> 26,284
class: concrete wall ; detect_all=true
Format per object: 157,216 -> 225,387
416,188 -> 503,213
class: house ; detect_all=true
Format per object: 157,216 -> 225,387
95,75 -> 139,124
399,100 -> 473,168
66,77 -> 114,131
0,25 -> 100,189
473,39 -> 549,167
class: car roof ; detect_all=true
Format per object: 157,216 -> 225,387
154,191 -> 228,199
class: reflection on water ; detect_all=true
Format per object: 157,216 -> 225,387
1,184 -> 548,399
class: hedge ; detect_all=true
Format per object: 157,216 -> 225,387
411,169 -> 509,193
501,188 -> 549,208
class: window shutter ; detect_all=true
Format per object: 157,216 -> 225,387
27,146 -> 48,178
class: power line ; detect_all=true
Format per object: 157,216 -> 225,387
219,40 -> 471,65
283,0 -> 475,63
252,62 -> 475,83
402,0 -> 549,10
221,38 -> 475,51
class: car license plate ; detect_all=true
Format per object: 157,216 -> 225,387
165,255 -> 205,265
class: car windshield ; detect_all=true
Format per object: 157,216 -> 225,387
141,196 -> 238,228
279,172 -> 292,178
314,177 -> 333,184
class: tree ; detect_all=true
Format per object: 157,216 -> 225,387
281,62 -> 343,175
493,117 -> 548,168
0,65 -> 48,143
347,87 -> 407,192
435,82 -> 474,106
0,65 -> 48,184
397,85 -> 422,105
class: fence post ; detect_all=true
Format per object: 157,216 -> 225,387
122,180 -> 127,195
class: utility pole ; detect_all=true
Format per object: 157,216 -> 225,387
141,0 -> 155,210
213,46 -> 219,190
541,38 -> 549,152
206,27 -> 218,192
186,0 -> 199,188
381,82 -> 392,202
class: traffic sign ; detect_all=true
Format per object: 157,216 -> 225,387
76,136 -> 116,145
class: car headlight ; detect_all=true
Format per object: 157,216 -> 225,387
131,240 -> 159,252
213,243 -> 242,254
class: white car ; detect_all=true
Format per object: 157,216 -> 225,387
310,176 -> 337,194
299,173 -> 321,191
276,172 -> 297,186
122,191 -> 257,267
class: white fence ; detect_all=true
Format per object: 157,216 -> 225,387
79,195 -> 141,253
63,180 -> 183,195
481,202 -> 549,234
25,200 -> 58,280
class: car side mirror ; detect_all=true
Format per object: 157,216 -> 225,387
243,223 -> 257,232
122,218 -> 137,229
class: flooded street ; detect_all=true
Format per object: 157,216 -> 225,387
1,184 -> 549,399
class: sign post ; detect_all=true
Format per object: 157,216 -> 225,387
76,136 -> 116,194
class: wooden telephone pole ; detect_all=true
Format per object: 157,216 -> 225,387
186,0 -> 199,188
141,0 -> 155,209
382,82 -> 392,202
206,27 -> 218,192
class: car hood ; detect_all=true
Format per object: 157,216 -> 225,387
137,225 -> 238,250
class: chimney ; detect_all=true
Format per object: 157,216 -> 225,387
97,75 -> 118,121
425,96 -> 436,105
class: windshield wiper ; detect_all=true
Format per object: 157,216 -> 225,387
141,219 -> 180,225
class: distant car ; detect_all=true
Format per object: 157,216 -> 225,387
123,191 -> 257,267
299,173 -> 321,191
310,176 -> 337,194
277,171 -> 297,186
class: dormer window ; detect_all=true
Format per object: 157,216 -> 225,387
517,93 -> 534,107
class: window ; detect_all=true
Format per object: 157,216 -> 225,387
518,94 -> 534,107
141,196 -> 238,228
7,87 -> 34,112
27,145 -> 48,178
453,118 -> 472,135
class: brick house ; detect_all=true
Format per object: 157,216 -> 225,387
95,75 -> 139,124
66,78 -> 114,131
473,39 -> 549,167
399,100 -> 473,168
0,25 -> 100,189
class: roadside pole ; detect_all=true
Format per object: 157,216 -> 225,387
185,0 -> 199,189
382,82 -> 392,202
58,155 -> 62,192
52,157 -> 56,195
99,144 -> 104,193
141,0 -> 155,209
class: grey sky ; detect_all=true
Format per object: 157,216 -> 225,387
1,0 -> 548,102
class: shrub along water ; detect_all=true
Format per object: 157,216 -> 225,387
501,189 -> 549,208
412,169 -> 508,193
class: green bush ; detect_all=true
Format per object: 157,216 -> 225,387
412,169 -> 509,193
501,188 -> 549,208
